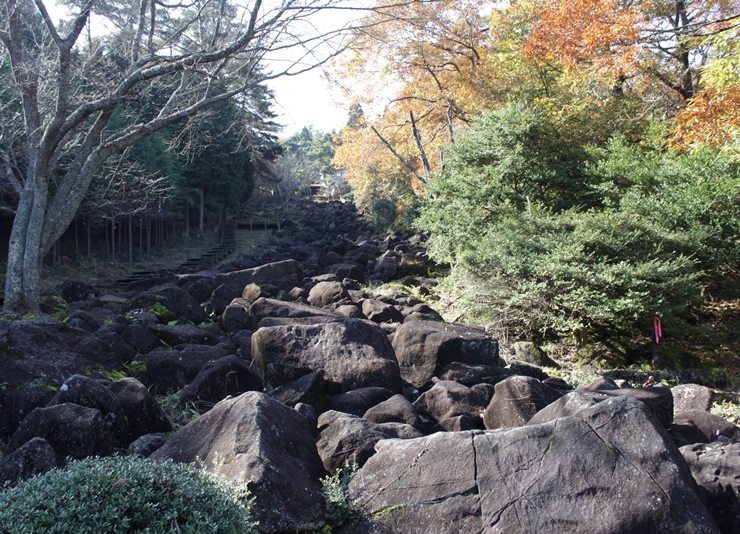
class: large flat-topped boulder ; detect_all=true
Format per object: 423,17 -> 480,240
248,297 -> 341,327
251,318 -> 403,392
349,397 -> 719,533
214,259 -> 303,292
391,321 -> 502,388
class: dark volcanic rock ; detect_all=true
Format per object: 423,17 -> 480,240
0,437 -> 58,486
307,281 -> 349,308
151,391 -> 327,533
46,374 -> 125,440
251,318 -> 403,392
363,394 -> 423,429
391,321 -> 502,388
0,316 -> 121,388
580,380 -> 674,428
326,387 -> 396,417
438,362 -> 512,388
56,280 -> 90,303
137,343 -> 234,393
147,323 -> 220,347
673,383 -> 718,414
127,433 -> 167,458
361,299 -> 405,324
109,377 -> 173,443
317,412 -> 424,473
214,259 -> 303,293
6,403 -> 114,462
126,286 -> 208,324
413,380 -> 487,428
268,370 -> 327,411
350,397 -> 719,533
670,409 -> 740,446
483,375 -> 562,429
681,441 -> 740,534
178,355 -> 263,406
248,297 -> 341,326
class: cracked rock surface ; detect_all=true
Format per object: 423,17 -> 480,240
350,396 -> 720,533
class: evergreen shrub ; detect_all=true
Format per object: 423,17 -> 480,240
0,455 -> 257,533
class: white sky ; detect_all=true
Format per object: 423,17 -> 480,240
46,1 -> 352,139
269,69 -> 349,137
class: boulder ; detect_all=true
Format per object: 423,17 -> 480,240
363,394 -> 423,429
242,282 -> 276,303
391,321 -> 502,388
669,409 -> 740,446
268,370 -> 327,412
317,412 -> 424,473
324,263 -> 364,282
681,441 -> 740,533
527,391 -> 602,426
307,281 -> 350,308
121,324 -> 163,353
5,403 -> 114,462
438,362 -> 512,388
483,375 -> 562,429
221,298 -> 253,333
673,384 -> 718,413
361,299 -> 405,324
413,380 -> 487,429
127,433 -> 167,458
125,286 -> 208,324
56,280 -> 90,303
214,259 -> 303,293
182,277 -> 216,304
109,377 -> 173,443
334,304 -> 366,319
210,284 -> 242,315
147,323 -> 220,347
46,374 -> 125,440
65,310 -> 100,333
251,318 -> 403,393
249,297 -> 341,326
579,380 -> 674,428
326,387 -> 396,417
371,250 -> 399,281
178,355 -> 263,406
0,437 -> 58,486
150,391 -> 326,533
0,316 -> 120,389
137,343 -> 234,393
349,397 -> 719,533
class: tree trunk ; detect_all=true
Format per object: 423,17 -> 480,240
3,172 -> 48,313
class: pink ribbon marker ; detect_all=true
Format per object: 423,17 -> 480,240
654,316 -> 662,344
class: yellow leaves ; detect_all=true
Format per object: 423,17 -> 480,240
522,0 -> 643,73
671,85 -> 740,150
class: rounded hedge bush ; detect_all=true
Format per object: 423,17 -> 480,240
0,455 -> 257,533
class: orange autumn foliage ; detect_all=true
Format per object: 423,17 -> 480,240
671,85 -> 740,148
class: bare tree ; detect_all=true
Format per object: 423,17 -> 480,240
0,0 -> 359,312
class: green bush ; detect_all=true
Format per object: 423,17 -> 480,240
415,107 -> 737,343
315,462 -> 360,534
440,205 -> 700,341
0,455 -> 257,533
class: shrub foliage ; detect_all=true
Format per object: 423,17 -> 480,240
0,455 -> 257,533
416,104 -> 740,342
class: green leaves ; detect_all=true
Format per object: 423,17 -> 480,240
415,104 -> 738,342
0,455 -> 257,533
